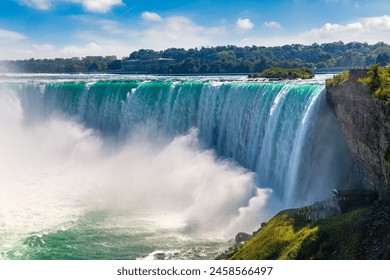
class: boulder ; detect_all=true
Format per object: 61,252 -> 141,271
235,232 -> 252,244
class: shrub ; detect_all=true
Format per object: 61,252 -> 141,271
359,64 -> 390,106
325,70 -> 349,87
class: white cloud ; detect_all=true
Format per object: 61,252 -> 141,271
136,15 -> 227,50
26,42 -> 105,58
19,0 -> 52,10
58,42 -> 103,57
141,12 -> 163,22
0,26 -> 122,59
239,15 -> 390,46
98,19 -> 125,34
364,15 -> 390,29
0,28 -> 29,60
0,28 -> 27,41
296,15 -> 390,44
75,0 -> 123,13
31,43 -> 55,51
264,21 -> 282,29
18,0 -> 124,13
236,18 -> 254,32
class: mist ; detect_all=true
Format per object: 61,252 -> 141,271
0,86 -> 272,242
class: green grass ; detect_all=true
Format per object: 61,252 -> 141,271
230,208 -> 365,260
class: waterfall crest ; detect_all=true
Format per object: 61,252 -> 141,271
15,80 -> 352,206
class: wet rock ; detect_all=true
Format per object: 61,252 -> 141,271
327,69 -> 390,199
235,232 -> 252,244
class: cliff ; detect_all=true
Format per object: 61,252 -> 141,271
221,69 -> 390,260
326,69 -> 390,199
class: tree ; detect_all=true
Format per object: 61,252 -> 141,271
316,62 -> 328,69
376,53 -> 390,67
108,60 -> 122,71
368,64 -> 382,93
359,64 -> 390,105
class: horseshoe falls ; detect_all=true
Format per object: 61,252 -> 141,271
0,75 -> 352,260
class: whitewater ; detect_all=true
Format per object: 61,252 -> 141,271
0,74 -> 353,260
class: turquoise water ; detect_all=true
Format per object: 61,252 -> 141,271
4,210 -> 228,260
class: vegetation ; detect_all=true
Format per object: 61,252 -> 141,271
2,41 -> 390,74
250,67 -> 314,79
326,63 -> 390,106
230,208 -> 365,260
325,70 -> 350,87
0,56 -> 122,73
359,64 -> 390,106
127,42 -> 390,74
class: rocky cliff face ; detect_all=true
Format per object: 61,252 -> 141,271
326,70 -> 390,199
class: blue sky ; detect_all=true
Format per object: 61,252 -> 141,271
0,0 -> 390,59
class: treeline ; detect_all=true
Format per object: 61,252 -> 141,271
130,42 -> 390,74
0,56 -> 122,73
1,41 -> 390,74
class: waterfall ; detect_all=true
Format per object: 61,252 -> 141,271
13,80 -> 352,207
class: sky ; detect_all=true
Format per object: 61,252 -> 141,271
1,0 -> 390,59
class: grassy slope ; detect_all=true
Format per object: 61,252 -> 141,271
230,208 -> 365,260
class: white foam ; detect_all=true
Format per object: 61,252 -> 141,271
0,84 -> 271,254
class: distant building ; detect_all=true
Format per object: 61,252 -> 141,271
121,58 -> 175,74
332,188 -> 378,213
